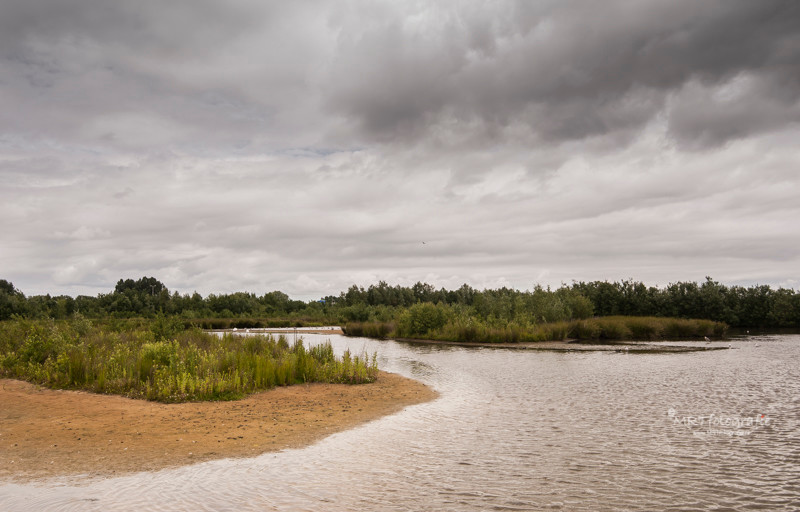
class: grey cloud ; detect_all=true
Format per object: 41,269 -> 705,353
325,0 -> 800,148
0,0 -> 259,56
0,0 -> 329,154
667,76 -> 800,148
1,1 -> 799,299
4,0 -> 797,156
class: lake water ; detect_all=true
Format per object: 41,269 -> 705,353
2,334 -> 799,511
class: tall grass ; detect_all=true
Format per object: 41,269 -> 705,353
580,316 -> 727,340
188,318 -> 324,330
0,318 -> 377,403
343,321 -> 395,339
342,316 -> 727,343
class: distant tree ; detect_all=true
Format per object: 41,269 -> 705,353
343,285 -> 367,306
412,282 -> 435,303
25,295 -> 56,318
0,280 -> 17,295
261,291 -> 291,314
342,303 -> 371,322
768,288 -> 798,327
114,276 -> 167,296
454,284 -> 476,305
74,295 -> 102,317
0,280 -> 26,320
107,277 -> 170,316
732,284 -> 772,327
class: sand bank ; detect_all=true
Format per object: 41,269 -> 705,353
0,372 -> 436,482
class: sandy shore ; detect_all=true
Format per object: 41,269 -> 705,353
0,372 -> 436,482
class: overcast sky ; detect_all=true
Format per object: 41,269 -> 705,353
2,0 -> 799,300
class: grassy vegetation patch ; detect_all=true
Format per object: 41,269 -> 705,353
344,315 -> 727,344
0,318 -> 377,403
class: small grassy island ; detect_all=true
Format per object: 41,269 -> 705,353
345,314 -> 728,344
0,316 -> 433,481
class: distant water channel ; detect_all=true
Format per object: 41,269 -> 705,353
2,334 -> 799,511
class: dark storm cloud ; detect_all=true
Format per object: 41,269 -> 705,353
3,0 -> 797,153
666,75 -> 800,148
326,0 -> 800,148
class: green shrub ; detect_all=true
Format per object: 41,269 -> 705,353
397,302 -> 449,336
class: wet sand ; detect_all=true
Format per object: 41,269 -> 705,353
0,372 -> 436,482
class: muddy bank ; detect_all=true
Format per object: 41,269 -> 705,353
0,371 -> 436,482
394,337 -> 727,352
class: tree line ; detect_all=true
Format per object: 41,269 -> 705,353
1,276 -> 799,329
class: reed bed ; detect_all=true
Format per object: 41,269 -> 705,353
342,316 -> 727,344
0,318 -> 377,403
187,318 -> 324,330
584,316 -> 727,340
343,321 -> 395,339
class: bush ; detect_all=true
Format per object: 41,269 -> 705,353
397,302 -> 449,336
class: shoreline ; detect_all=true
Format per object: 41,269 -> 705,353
210,327 -> 345,335
0,371 -> 437,482
391,337 -> 728,352
217,328 -> 724,352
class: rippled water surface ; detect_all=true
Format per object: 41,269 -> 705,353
2,335 -> 799,511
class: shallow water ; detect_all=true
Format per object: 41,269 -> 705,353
2,335 -> 799,511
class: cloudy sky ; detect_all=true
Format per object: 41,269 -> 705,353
2,1 -> 799,300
